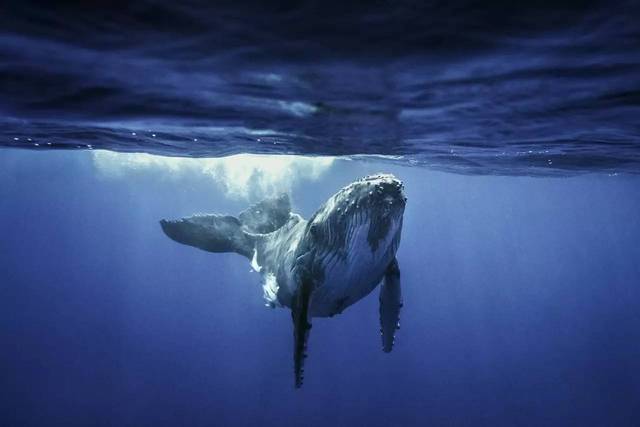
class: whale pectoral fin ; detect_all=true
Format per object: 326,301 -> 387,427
159,214 -> 254,258
291,277 -> 313,388
379,258 -> 402,353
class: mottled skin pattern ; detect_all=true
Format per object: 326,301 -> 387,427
160,174 -> 406,387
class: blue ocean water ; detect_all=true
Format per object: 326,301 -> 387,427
1,149 -> 639,426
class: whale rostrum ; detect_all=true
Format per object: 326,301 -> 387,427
160,174 -> 406,387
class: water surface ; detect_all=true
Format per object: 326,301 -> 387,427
1,1 -> 639,174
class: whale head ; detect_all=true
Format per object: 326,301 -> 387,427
306,173 -> 406,261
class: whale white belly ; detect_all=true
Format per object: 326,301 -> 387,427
309,224 -> 398,317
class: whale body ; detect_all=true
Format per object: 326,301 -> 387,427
160,174 -> 406,387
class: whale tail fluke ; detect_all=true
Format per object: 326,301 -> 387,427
159,194 -> 292,258
160,214 -> 256,258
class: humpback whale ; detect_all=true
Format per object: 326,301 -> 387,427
160,174 -> 406,387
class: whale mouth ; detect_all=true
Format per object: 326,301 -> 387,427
326,173 -> 406,225
306,173 -> 406,257
353,173 -> 406,213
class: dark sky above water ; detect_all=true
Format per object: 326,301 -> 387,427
1,1 -> 640,173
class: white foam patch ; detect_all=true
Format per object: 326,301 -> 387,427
92,151 -> 335,200
262,272 -> 280,308
250,248 -> 262,273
